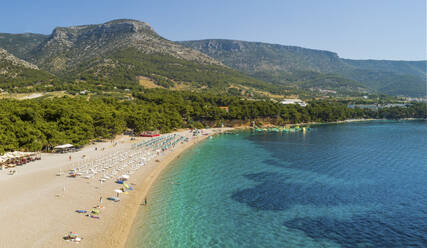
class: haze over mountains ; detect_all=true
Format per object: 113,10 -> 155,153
0,19 -> 425,97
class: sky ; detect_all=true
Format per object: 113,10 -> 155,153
1,0 -> 425,60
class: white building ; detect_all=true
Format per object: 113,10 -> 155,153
280,98 -> 307,107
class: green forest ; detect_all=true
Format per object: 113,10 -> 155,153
0,89 -> 424,154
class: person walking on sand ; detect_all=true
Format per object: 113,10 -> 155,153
99,196 -> 103,204
69,155 -> 72,160
144,197 -> 147,205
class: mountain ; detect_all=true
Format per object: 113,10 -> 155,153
0,20 -> 279,95
0,21 -> 424,97
27,19 -> 222,74
0,48 -> 54,90
0,48 -> 39,70
180,39 -> 348,73
180,39 -> 426,97
0,33 -> 48,59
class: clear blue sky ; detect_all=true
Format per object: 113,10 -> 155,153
1,0 -> 425,60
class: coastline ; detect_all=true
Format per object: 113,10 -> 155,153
121,119 -> 380,247
116,121 -> 427,247
98,132 -> 213,248
234,117 -> 426,130
0,129 -> 224,248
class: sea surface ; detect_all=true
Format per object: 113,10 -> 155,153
127,121 -> 427,248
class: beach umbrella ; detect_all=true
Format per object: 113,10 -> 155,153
114,189 -> 122,197
120,174 -> 130,181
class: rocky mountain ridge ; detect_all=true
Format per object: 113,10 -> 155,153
0,20 -> 271,95
27,19 -> 222,74
180,39 -> 426,96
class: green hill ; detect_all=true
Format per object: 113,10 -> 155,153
0,48 -> 55,91
0,33 -> 47,59
180,39 -> 426,97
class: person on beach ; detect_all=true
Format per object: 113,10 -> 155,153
69,155 -> 72,160
144,197 -> 147,205
99,196 -> 102,204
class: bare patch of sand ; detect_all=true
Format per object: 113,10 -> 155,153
137,76 -> 161,89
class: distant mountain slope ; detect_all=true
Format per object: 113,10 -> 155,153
0,48 -> 39,70
343,59 -> 426,79
180,39 -> 350,73
0,48 -> 54,90
180,39 -> 426,96
0,20 -> 280,94
0,33 -> 47,59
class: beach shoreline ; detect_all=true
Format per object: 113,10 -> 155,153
0,128 -> 225,248
101,132 -> 213,248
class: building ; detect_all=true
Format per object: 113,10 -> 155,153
280,99 -> 307,107
53,144 -> 75,153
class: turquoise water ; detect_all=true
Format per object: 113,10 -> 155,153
128,121 -> 427,248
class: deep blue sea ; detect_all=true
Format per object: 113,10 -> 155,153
127,121 -> 427,248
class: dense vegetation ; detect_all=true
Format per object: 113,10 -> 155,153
0,89 -> 424,154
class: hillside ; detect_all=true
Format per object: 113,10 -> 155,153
0,33 -> 47,59
180,39 -> 426,96
0,48 -> 54,90
0,20 -> 281,95
0,21 -> 424,97
27,19 -> 223,74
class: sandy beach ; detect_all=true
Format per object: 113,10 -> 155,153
0,128 -> 225,248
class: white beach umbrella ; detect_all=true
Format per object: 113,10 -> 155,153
114,189 -> 122,197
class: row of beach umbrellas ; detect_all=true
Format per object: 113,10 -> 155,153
68,134 -> 188,183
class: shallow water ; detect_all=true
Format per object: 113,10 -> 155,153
128,121 -> 427,248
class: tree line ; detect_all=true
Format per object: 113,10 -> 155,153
0,89 -> 424,154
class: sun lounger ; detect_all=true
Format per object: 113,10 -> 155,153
107,197 -> 120,202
